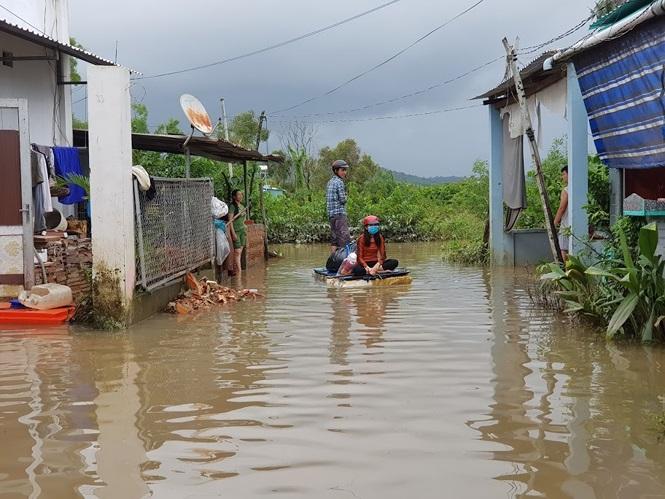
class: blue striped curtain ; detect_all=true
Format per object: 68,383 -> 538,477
573,16 -> 665,169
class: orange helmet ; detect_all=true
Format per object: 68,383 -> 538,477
363,215 -> 380,226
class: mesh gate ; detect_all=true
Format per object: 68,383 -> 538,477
134,177 -> 213,291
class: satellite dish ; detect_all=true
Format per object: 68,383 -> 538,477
179,94 -> 214,135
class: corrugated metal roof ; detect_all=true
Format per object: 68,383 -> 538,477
72,129 -> 284,164
474,51 -> 559,101
0,17 -> 128,69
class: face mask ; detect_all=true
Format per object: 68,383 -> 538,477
367,225 -> 380,235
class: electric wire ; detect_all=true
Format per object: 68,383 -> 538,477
268,0 -> 488,115
0,2 -> 49,35
134,0 -> 402,80
272,103 -> 481,125
272,13 -> 593,120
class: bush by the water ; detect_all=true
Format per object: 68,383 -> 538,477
540,221 -> 665,343
265,160 -> 490,265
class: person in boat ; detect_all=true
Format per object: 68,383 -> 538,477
354,215 -> 399,276
326,159 -> 351,254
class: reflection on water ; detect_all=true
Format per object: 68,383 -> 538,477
2,244 -> 665,498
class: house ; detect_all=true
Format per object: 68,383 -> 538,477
478,0 -> 665,265
0,0 -> 116,298
1,1 -> 282,325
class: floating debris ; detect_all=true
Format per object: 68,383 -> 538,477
166,273 -> 262,314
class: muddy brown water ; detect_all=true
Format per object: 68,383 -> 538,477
2,243 -> 665,498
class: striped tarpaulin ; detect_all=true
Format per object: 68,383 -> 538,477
573,15 -> 665,169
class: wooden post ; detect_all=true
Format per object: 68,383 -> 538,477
502,38 -> 563,264
243,160 -> 249,220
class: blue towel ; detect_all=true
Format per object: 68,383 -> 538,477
53,146 -> 85,204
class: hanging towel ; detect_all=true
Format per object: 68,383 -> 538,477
53,146 -> 85,204
38,153 -> 53,213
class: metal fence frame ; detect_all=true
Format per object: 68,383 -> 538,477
134,177 -> 213,291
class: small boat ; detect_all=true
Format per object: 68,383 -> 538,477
0,306 -> 76,325
313,268 -> 412,288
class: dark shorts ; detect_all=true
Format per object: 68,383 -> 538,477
329,214 -> 351,248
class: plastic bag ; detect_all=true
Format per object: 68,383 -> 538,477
211,197 -> 228,219
326,242 -> 357,273
215,226 -> 231,266
18,283 -> 73,310
337,252 -> 357,276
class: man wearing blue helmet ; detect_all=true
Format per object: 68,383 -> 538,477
326,159 -> 351,253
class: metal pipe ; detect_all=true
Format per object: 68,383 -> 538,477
221,98 -> 232,178
133,180 -> 148,290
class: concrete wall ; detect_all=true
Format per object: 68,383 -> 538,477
0,33 -> 71,147
88,66 -> 134,326
512,229 -> 552,266
0,0 -> 72,147
1,0 -> 70,42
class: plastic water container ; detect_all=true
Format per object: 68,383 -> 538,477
18,283 -> 73,310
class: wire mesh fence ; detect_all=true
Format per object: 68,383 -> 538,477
134,177 -> 213,291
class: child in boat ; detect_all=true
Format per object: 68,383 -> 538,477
354,215 -> 399,276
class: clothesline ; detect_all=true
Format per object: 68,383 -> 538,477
30,145 -> 85,234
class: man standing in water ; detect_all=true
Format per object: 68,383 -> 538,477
327,159 -> 351,253
553,165 -> 569,262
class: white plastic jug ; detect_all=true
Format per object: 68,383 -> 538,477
19,283 -> 73,310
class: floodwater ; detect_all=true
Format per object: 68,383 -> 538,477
2,244 -> 665,499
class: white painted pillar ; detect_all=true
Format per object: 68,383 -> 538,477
88,66 -> 135,326
567,63 -> 589,256
489,106 -> 512,265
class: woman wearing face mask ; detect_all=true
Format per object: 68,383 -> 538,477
354,215 -> 399,276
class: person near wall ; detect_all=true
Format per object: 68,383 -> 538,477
229,189 -> 247,276
212,197 -> 232,278
326,159 -> 351,254
353,215 -> 399,276
553,165 -> 569,262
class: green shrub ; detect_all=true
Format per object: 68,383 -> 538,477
540,223 -> 665,342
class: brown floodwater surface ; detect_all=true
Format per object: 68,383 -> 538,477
2,244 -> 665,498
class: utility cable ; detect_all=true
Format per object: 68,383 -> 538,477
280,56 -> 505,119
273,14 -> 592,120
268,0 -> 488,115
135,0 -> 402,80
0,2 -> 48,35
272,103 -> 481,125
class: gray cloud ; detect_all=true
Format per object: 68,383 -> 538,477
70,0 -> 593,176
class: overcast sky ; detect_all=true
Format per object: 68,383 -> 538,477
69,0 -> 594,177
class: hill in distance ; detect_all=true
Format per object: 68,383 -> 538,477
385,169 -> 463,185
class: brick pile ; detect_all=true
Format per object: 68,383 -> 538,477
34,237 -> 92,303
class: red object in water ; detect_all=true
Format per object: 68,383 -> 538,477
0,306 -> 75,325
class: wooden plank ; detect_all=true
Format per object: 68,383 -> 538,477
0,274 -> 23,285
0,130 -> 21,225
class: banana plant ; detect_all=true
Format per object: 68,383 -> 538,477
541,223 -> 665,342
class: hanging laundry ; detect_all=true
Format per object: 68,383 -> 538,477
32,144 -> 55,177
31,150 -> 46,233
502,115 -> 526,231
37,151 -> 52,213
53,147 -> 85,204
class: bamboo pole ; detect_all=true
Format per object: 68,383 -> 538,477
502,38 -> 563,264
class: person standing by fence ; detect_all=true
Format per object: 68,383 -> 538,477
326,159 -> 351,254
229,189 -> 247,276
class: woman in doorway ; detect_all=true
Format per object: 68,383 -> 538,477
354,215 -> 399,276
229,189 -> 248,276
